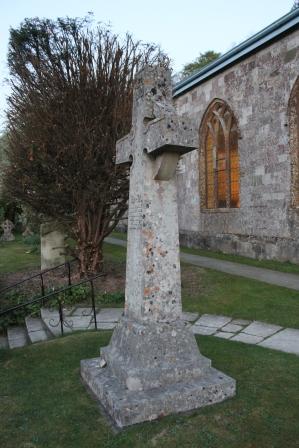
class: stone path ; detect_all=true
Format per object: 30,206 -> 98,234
192,314 -> 299,356
105,237 -> 299,291
1,307 -> 298,357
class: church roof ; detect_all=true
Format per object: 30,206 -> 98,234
173,8 -> 299,97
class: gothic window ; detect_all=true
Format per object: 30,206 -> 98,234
289,77 -> 299,207
201,99 -> 240,209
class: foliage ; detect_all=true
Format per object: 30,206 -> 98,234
4,16 -> 168,276
23,233 -> 40,245
0,284 -> 90,331
181,50 -> 221,78
0,290 -> 42,330
22,233 -> 40,253
97,291 -> 125,304
292,0 -> 299,10
56,284 -> 89,307
0,133 -> 23,226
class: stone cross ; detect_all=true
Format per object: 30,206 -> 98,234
1,219 -> 15,242
81,66 -> 236,428
116,66 -> 197,322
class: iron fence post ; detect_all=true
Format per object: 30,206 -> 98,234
40,273 -> 45,296
58,298 -> 64,336
40,273 -> 45,305
67,262 -> 71,286
90,280 -> 97,331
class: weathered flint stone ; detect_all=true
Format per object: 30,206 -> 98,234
81,65 -> 236,427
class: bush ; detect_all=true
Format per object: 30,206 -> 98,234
0,284 -> 89,332
23,233 -> 40,246
0,283 -> 125,333
0,290 -> 42,331
22,233 -> 40,254
55,285 -> 89,307
97,291 -> 125,305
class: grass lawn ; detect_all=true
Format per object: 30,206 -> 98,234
1,235 -> 299,447
105,242 -> 299,329
0,331 -> 299,448
111,231 -> 299,275
1,238 -> 299,329
0,235 -> 40,274
181,265 -> 299,329
2,239 -> 299,329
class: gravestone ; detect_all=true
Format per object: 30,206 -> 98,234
22,226 -> 34,237
40,222 -> 65,270
81,66 -> 236,427
0,219 -> 15,241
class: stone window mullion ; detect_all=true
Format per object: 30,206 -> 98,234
201,99 -> 240,210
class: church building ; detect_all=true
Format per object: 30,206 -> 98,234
174,8 -> 299,263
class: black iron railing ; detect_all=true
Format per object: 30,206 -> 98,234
0,259 -> 78,299
0,274 -> 104,336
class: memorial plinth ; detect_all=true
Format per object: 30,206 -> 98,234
81,66 -> 236,427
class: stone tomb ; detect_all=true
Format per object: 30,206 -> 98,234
81,66 -> 236,427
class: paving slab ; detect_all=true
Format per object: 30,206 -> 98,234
195,314 -> 232,329
0,336 -> 8,349
214,331 -> 234,339
96,308 -> 123,323
71,307 -> 95,316
231,319 -> 251,326
191,325 -> 217,335
259,329 -> 299,356
221,323 -> 243,333
66,315 -> 94,331
7,326 -> 29,349
182,311 -> 199,322
97,322 -> 116,330
25,317 -> 52,343
41,308 -> 73,337
62,306 -> 76,316
231,333 -> 264,345
243,321 -> 282,338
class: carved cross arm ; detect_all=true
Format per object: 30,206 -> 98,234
144,115 -> 198,157
116,131 -> 134,165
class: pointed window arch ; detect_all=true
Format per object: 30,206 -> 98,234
200,99 -> 240,209
289,77 -> 299,207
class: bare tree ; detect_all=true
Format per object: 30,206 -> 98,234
5,16 -> 168,275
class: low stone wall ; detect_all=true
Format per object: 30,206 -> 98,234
179,230 -> 299,264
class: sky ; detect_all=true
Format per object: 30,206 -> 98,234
0,0 -> 295,131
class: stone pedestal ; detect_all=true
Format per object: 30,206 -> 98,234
40,222 -> 65,270
81,66 -> 236,427
81,318 -> 235,427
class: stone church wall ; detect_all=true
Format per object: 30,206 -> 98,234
175,28 -> 299,263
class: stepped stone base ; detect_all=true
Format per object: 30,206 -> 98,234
81,358 -> 235,427
80,317 -> 236,427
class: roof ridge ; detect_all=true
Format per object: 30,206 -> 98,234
173,8 -> 299,97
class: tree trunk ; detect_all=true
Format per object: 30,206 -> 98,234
77,239 -> 104,277
75,209 -> 106,277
